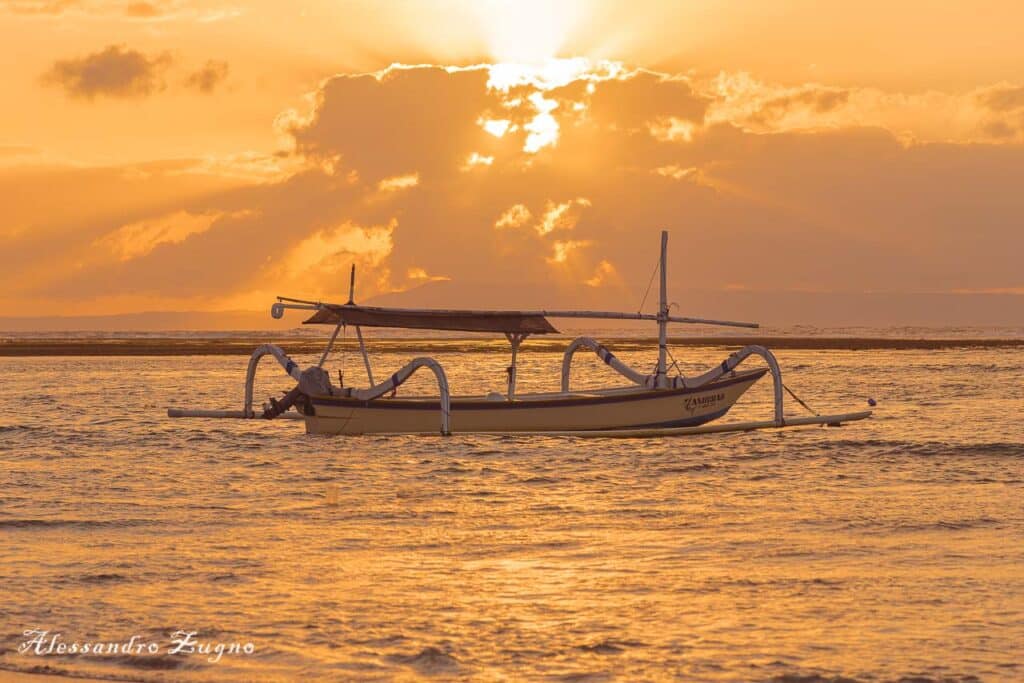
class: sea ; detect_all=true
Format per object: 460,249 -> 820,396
1,327 -> 1022,682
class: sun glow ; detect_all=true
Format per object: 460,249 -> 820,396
463,152 -> 494,169
487,57 -> 598,91
523,92 -> 559,153
480,118 -> 512,137
474,0 -> 583,64
482,58 -> 626,154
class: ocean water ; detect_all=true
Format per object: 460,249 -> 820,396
1,341 -> 1022,682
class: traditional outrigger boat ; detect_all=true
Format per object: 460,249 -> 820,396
168,232 -> 872,436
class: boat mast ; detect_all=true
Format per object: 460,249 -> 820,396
505,333 -> 525,400
316,263 -> 354,367
328,263 -> 375,385
656,230 -> 669,388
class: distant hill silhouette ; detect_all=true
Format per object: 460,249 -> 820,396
2,286 -> 1021,332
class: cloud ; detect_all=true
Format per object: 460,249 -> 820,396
43,44 -> 171,99
2,0 -> 240,21
547,239 -> 591,264
585,70 -> 709,129
749,85 -> 850,125
122,1 -> 159,18
585,260 -> 619,287
179,151 -> 301,183
8,60 -> 1024,319
377,173 -> 419,192
0,157 -> 258,313
277,220 -> 393,282
184,59 -> 229,93
494,204 -> 531,230
94,209 -> 246,260
536,198 -> 590,235
285,65 -> 504,182
522,92 -> 559,152
653,164 -> 697,180
492,198 -> 590,239
1,0 -> 78,14
974,84 -> 1024,140
462,151 -> 494,169
407,266 -> 449,283
480,119 -> 511,137
977,84 -> 1024,112
705,72 -> 1024,143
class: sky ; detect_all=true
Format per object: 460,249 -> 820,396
1,0 -> 1023,327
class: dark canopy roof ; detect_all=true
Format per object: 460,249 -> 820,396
304,304 -> 559,334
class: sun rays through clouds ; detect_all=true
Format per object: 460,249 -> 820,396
3,2 -> 1024,321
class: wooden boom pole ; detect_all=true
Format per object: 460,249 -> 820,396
272,300 -> 759,330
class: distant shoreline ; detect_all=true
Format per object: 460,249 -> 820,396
2,336 -> 1023,356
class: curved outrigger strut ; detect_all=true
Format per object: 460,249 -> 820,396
245,344 -> 452,434
560,337 -> 655,390
245,343 -> 302,417
342,357 -> 451,435
561,339 -> 786,426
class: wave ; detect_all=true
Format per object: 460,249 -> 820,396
769,673 -> 863,683
800,515 -> 1003,534
0,518 -> 155,530
0,424 -> 41,433
76,572 -> 130,584
803,439 -> 1024,458
768,673 -> 984,683
576,638 -> 645,654
386,646 -> 461,674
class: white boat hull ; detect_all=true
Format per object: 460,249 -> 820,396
304,368 -> 768,435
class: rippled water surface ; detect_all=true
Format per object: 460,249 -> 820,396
1,343 -> 1022,681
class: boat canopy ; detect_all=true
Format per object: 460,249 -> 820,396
304,304 -> 559,334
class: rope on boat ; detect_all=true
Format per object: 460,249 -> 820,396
782,383 -> 820,417
636,256 -> 660,314
338,323 -> 347,386
665,346 -> 685,379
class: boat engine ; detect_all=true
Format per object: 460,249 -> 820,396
262,365 -> 334,419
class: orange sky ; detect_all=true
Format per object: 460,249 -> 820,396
2,0 -> 1023,324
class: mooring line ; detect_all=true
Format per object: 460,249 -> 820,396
637,256 -> 660,313
783,383 -> 820,417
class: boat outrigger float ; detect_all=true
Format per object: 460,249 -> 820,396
168,232 -> 872,436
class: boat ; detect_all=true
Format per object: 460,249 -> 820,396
168,231 -> 872,436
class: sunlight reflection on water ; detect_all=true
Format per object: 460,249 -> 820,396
0,344 -> 1022,681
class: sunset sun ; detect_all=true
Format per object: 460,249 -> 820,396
473,0 -> 583,64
